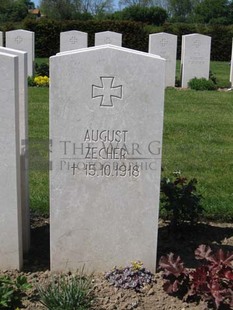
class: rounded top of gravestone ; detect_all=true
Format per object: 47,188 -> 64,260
7,29 -> 34,34
149,32 -> 177,38
95,31 -> 122,36
183,33 -> 211,39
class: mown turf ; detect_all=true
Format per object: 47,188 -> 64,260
163,88 -> 233,221
28,87 -> 49,215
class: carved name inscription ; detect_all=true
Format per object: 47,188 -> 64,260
59,75 -> 160,178
60,129 -> 161,179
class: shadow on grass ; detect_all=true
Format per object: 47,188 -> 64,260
157,221 -> 233,268
23,215 -> 50,272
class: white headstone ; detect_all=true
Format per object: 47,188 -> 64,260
50,45 -> 165,272
0,31 -> 3,46
0,52 -> 23,270
6,29 -> 35,76
149,32 -> 177,87
230,38 -> 233,88
181,33 -> 211,88
60,30 -> 88,52
0,47 -> 30,254
95,31 -> 122,47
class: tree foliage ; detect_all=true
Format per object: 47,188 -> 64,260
166,0 -> 233,24
119,0 -> 154,8
117,0 -> 233,24
112,5 -> 167,25
39,0 -> 114,18
192,0 -> 233,24
166,0 -> 199,22
0,0 -> 31,22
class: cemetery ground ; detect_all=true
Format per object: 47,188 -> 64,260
1,60 -> 233,309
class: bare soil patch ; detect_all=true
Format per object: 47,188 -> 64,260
2,216 -> 233,309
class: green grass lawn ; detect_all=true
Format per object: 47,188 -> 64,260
210,61 -> 232,88
29,61 -> 233,221
163,88 -> 233,221
28,87 -> 49,215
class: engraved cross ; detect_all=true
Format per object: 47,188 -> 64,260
92,77 -> 122,107
104,37 -> 112,44
15,36 -> 23,44
69,36 -> 78,44
193,39 -> 200,48
160,38 -> 168,47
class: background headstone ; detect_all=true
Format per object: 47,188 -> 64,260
0,52 -> 23,270
181,33 -> 211,88
60,30 -> 88,52
6,29 -> 35,76
50,45 -> 165,272
149,32 -> 177,87
230,38 -> 233,88
0,31 -> 3,46
0,47 -> 30,254
95,31 -> 122,46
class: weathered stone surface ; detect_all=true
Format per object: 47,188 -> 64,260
50,45 -> 165,272
0,47 -> 30,254
230,39 -> 233,88
95,31 -> 122,46
60,30 -> 88,52
6,29 -> 35,76
0,31 -> 3,46
0,52 -> 23,270
149,32 -> 177,87
181,33 -> 211,88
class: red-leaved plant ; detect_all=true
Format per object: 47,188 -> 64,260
159,245 -> 233,309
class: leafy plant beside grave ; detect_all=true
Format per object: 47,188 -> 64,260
37,269 -> 94,310
160,172 -> 204,231
35,63 -> 49,77
209,70 -> 218,85
28,63 -> 50,87
105,261 -> 154,291
0,275 -> 31,308
28,75 -> 50,87
188,77 -> 217,91
33,76 -> 50,87
159,244 -> 233,309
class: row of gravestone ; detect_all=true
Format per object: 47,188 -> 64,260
0,33 -> 232,272
60,30 -> 212,88
1,29 -> 232,88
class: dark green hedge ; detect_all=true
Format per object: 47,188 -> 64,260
22,19 -> 148,57
2,19 -> 232,61
161,23 -> 233,61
